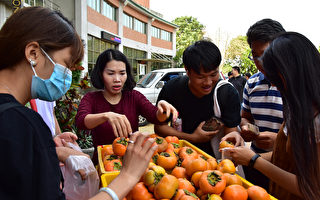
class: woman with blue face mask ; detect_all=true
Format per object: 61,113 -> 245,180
0,7 -> 160,200
0,6 -> 84,200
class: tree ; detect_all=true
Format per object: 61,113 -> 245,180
172,16 -> 205,67
222,35 -> 257,75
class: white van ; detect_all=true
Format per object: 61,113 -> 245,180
134,68 -> 186,126
134,68 -> 226,126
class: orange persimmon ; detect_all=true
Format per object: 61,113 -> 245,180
179,147 -> 198,160
222,184 -> 248,200
178,178 -> 196,193
171,166 -> 187,179
186,158 -> 209,177
112,137 -> 128,156
199,170 -> 226,194
165,136 -> 179,144
247,185 -> 270,200
157,152 -> 177,170
154,174 -> 179,199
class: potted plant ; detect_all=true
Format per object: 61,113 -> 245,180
55,64 -> 95,158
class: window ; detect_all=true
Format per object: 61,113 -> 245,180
123,14 -> 146,34
25,0 -> 43,6
151,26 -> 160,38
123,46 -> 147,80
87,35 -> 116,74
123,13 -> 133,29
161,30 -> 172,42
134,19 -> 146,34
88,0 -> 100,12
102,1 -> 116,21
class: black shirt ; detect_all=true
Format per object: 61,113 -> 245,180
228,75 -> 247,103
0,94 -> 65,200
157,76 -> 240,155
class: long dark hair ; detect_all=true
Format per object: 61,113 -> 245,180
0,7 -> 83,70
90,49 -> 136,91
263,32 -> 320,199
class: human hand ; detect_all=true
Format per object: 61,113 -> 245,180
240,124 -> 258,142
255,131 -> 277,150
156,100 -> 178,122
105,112 -> 132,138
54,132 -> 78,147
190,121 -> 221,143
120,132 -> 157,185
221,131 -> 244,147
224,146 -> 256,166
56,146 -> 90,163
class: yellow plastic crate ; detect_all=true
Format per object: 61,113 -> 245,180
97,145 -> 116,175
99,140 -> 277,200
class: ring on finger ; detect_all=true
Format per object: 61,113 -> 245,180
128,140 -> 135,144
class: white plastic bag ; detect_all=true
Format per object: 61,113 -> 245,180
62,155 -> 100,200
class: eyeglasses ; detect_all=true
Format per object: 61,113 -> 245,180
248,51 -> 263,64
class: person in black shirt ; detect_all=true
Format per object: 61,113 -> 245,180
228,66 -> 247,103
155,40 -> 241,157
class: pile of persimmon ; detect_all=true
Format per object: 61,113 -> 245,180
101,135 -> 271,200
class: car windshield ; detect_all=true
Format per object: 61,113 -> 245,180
136,72 -> 164,88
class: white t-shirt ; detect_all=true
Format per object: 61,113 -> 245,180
35,99 -> 56,136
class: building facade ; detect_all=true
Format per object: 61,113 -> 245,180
0,0 -> 178,80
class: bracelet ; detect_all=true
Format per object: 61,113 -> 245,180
248,154 -> 261,168
99,187 -> 119,200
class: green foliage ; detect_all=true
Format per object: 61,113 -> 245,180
55,67 -> 93,149
222,36 -> 257,75
172,16 -> 206,67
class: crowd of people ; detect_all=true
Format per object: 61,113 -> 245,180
0,6 -> 319,200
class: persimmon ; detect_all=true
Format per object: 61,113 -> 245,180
207,158 -> 217,170
144,165 -> 166,192
101,145 -> 113,158
103,159 -> 122,171
157,152 -> 177,170
103,154 -> 120,163
172,189 -> 185,200
191,171 -> 203,188
171,166 -> 187,178
247,185 -> 270,200
208,194 -> 222,200
131,182 -> 154,200
224,173 -> 242,186
196,189 -> 205,198
166,143 -> 181,154
181,156 -> 193,168
179,147 -> 198,160
154,174 -> 179,199
112,137 -> 128,156
165,136 -> 180,144
217,159 -> 236,174
155,136 -> 168,152
199,170 -> 226,194
222,184 -> 248,200
219,141 -> 234,150
186,158 -> 208,177
178,178 -> 196,193
173,189 -> 199,200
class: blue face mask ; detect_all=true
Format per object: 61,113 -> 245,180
30,48 -> 72,101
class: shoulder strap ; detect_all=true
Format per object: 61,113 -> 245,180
213,80 -> 233,118
0,102 -> 21,113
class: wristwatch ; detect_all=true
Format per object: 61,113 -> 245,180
248,154 -> 261,168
